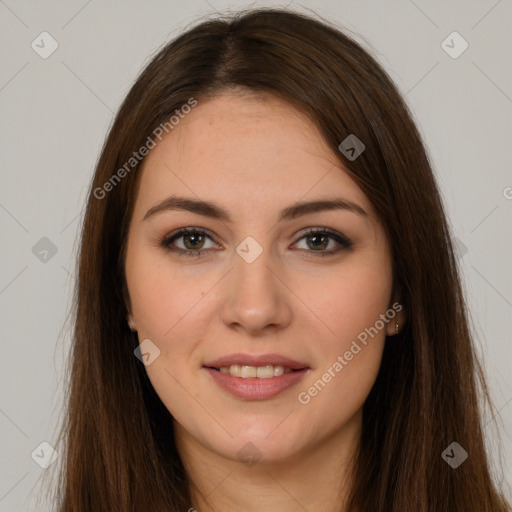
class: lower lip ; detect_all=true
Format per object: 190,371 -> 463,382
204,367 -> 309,400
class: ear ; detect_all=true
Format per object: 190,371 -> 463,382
385,293 -> 406,337
127,315 -> 137,332
123,280 -> 137,332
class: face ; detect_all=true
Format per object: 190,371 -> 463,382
124,91 -> 402,465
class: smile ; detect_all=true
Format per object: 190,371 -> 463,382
211,364 -> 294,378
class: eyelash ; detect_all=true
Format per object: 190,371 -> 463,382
160,227 -> 353,258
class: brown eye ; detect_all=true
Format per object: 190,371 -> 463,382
305,233 -> 330,251
293,228 -> 352,256
182,232 -> 206,250
161,228 -> 218,256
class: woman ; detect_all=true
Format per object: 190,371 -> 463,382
48,7 -> 510,512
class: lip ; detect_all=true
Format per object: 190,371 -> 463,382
202,353 -> 310,401
203,353 -> 309,370
204,367 -> 309,400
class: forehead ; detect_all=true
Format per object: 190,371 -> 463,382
133,92 -> 373,218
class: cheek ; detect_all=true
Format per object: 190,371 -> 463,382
293,259 -> 392,429
298,257 -> 393,348
126,254 -> 210,418
126,252 -> 220,413
126,245 -> 210,340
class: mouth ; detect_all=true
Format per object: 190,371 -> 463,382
205,364 -> 299,378
202,353 -> 310,400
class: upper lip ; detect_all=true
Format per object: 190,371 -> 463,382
204,353 -> 309,370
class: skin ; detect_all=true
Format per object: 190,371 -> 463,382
124,91 -> 405,511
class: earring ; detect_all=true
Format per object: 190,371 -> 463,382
395,321 -> 399,334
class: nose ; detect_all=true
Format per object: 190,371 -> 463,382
220,246 -> 292,336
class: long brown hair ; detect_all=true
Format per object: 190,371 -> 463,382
46,7 -> 510,511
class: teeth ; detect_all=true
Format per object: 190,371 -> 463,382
273,365 -> 285,376
257,365 -> 273,378
240,365 -> 257,378
230,364 -> 241,377
219,364 -> 295,378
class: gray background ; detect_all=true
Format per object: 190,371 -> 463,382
0,0 -> 511,510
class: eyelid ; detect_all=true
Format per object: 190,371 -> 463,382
291,227 -> 353,252
295,227 -> 351,244
161,227 -> 219,250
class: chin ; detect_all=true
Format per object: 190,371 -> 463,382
215,435 -> 303,466
198,418 -> 308,465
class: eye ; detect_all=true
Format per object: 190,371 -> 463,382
160,228 -> 219,257
292,228 -> 352,256
160,227 -> 353,258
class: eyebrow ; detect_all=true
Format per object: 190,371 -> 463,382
143,195 -> 368,223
